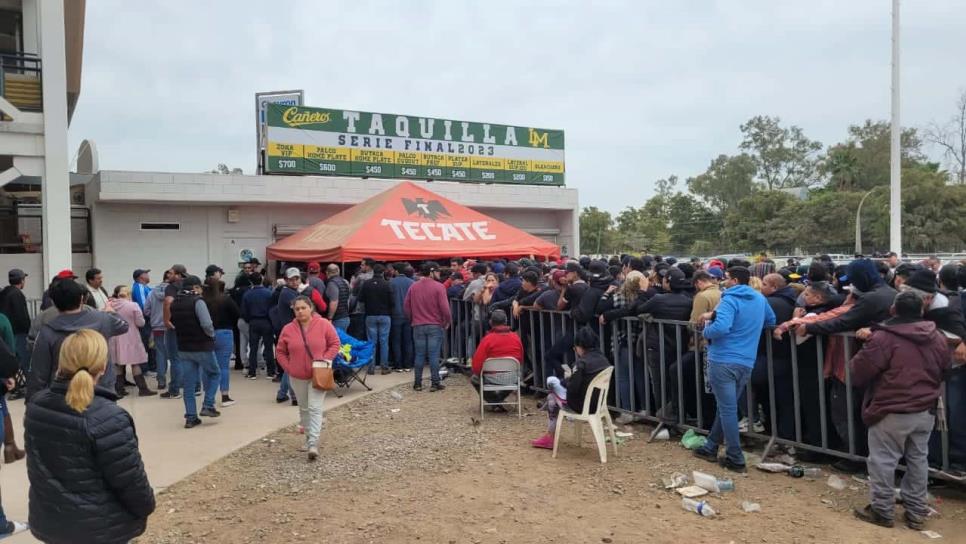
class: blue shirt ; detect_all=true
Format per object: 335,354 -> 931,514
390,276 -> 414,319
241,286 -> 273,321
703,284 -> 776,367
131,282 -> 152,310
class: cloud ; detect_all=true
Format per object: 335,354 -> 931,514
67,0 -> 966,213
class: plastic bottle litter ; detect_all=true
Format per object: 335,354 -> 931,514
787,466 -> 823,479
654,428 -> 670,441
390,391 -> 403,400
662,472 -> 689,489
826,474 -> 847,491
692,471 -> 734,493
682,498 -> 716,517
741,501 -> 762,513
756,462 -> 792,473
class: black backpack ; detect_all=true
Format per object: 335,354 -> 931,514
0,336 -> 19,380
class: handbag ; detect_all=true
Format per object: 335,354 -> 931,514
298,324 -> 335,391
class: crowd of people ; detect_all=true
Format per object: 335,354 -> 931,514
0,250 -> 963,539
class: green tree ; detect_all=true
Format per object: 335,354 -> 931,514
820,120 -> 924,191
686,154 -> 758,212
740,115 -> 823,189
720,191 -> 798,252
924,89 -> 966,185
666,193 -> 720,255
614,205 -> 670,254
579,206 -> 615,255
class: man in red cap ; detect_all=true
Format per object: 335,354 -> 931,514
305,262 -> 326,297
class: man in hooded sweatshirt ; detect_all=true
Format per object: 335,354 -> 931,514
751,273 -> 800,441
144,269 -> 173,390
850,291 -> 950,530
693,266 -> 775,472
26,278 -> 128,402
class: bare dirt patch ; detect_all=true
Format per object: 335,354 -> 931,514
139,376 -> 966,544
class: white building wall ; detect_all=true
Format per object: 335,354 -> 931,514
87,172 -> 579,287
0,253 -> 91,299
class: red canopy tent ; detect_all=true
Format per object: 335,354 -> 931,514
266,181 -> 560,262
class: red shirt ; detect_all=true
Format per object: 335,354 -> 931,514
403,277 -> 451,328
275,315 -> 341,380
471,326 -> 524,375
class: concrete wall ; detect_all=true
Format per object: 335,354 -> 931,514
0,252 -> 92,299
85,172 -> 579,287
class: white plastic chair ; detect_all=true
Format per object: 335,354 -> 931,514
552,366 -> 617,463
478,357 -> 522,419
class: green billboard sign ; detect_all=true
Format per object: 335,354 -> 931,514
264,104 -> 565,185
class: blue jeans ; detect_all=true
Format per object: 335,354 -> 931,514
390,316 -> 413,369
277,371 -> 293,401
163,329 -> 183,394
247,318 -> 276,376
413,324 -> 443,386
179,350 -> 220,418
214,329 -> 233,393
332,317 -> 350,332
14,333 -> 28,373
700,362 -> 753,465
366,315 -> 391,370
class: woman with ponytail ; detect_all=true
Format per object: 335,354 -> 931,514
24,329 -> 155,544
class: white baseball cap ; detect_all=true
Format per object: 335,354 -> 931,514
285,267 -> 301,279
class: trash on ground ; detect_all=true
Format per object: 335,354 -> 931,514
921,530 -> 942,539
826,474 -> 847,491
604,436 -> 626,446
741,501 -> 761,513
676,485 -> 709,498
615,431 -> 634,438
662,472 -> 689,490
390,408 -> 401,413
788,466 -> 823,479
756,462 -> 792,473
680,429 -> 707,450
653,428 -> 670,441
692,471 -> 733,493
681,498 -> 716,517
390,391 -> 403,400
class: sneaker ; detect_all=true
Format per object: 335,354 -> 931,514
430,383 -> 445,392
752,420 -> 765,433
298,442 -> 309,453
395,368 -> 404,373
157,382 -> 167,391
221,395 -> 236,407
413,383 -> 423,391
531,435 -> 554,449
693,447 -> 719,464
200,406 -> 221,418
184,417 -> 202,429
853,504 -> 894,528
614,413 -> 636,425
308,446 -> 319,461
404,368 -> 412,372
291,398 -> 298,407
737,417 -> 750,433
718,457 -> 747,473
381,368 -> 392,375
0,520 -> 28,537
160,391 -> 182,399
194,389 -> 202,396
247,374 -> 258,380
903,510 -> 925,531
275,396 -> 289,404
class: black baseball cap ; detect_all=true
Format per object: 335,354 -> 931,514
8,269 -> 27,283
132,268 -> 150,281
205,264 -> 224,277
182,275 -> 203,289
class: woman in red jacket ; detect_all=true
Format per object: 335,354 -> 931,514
275,296 -> 340,461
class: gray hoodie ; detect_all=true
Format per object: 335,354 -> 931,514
26,307 -> 129,402
143,283 -> 168,332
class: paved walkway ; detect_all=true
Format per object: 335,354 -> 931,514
1,370 -> 411,543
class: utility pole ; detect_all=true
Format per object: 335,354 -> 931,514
889,0 -> 902,254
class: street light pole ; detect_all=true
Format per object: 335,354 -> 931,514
855,189 -> 876,255
889,0 -> 902,254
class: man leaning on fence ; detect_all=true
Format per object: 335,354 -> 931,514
849,290 -> 951,531
693,266 -> 775,473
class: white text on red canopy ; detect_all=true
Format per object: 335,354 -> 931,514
380,219 -> 497,242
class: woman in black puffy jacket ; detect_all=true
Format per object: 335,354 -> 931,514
24,329 -> 155,544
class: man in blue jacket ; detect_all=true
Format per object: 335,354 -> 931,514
693,266 -> 775,472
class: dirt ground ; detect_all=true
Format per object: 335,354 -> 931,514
138,375 -> 966,544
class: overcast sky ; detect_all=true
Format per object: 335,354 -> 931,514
67,1 -> 966,214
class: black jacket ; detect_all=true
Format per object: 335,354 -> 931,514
0,285 -> 29,334
25,381 -> 155,544
360,276 -> 394,317
635,291 -> 693,357
762,286 -> 798,360
565,349 -> 611,413
571,274 -> 613,325
806,284 -> 897,335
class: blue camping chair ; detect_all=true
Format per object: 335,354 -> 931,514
333,328 -> 375,397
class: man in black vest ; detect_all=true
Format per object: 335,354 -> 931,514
170,275 -> 221,428
325,264 -> 351,331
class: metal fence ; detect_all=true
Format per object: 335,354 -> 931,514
444,298 -> 964,482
